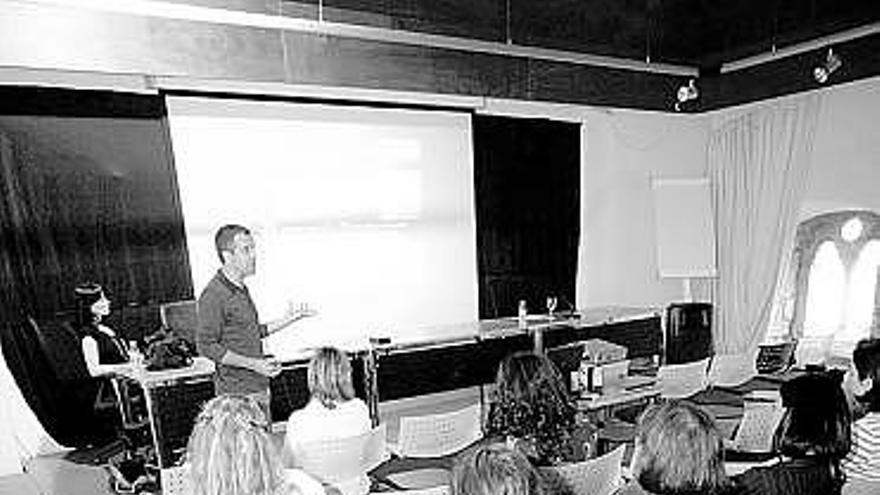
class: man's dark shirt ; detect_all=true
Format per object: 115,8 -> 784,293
196,270 -> 269,395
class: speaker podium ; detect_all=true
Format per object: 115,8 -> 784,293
665,303 -> 713,364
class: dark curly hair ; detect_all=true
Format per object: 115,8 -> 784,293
487,351 -> 578,466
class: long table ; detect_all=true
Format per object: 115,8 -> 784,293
271,306 -> 662,422
118,307 -> 661,467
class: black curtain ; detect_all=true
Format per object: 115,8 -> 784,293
0,87 -> 192,446
1,317 -> 109,447
473,115 -> 581,319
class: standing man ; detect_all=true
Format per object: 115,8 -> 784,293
196,224 -> 315,418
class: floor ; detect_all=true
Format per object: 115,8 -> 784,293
0,454 -> 116,495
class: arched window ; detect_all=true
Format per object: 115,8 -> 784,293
785,211 -> 880,357
802,241 -> 845,338
846,240 -> 880,339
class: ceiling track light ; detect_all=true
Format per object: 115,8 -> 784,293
813,48 -> 842,84
674,78 -> 699,112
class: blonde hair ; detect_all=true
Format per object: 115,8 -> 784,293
452,442 -> 544,495
633,400 -> 729,494
307,347 -> 355,409
186,394 -> 285,495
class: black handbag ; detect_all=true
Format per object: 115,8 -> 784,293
143,329 -> 195,371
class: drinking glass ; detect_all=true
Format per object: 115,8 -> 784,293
546,296 -> 558,316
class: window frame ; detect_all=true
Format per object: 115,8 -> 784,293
790,210 -> 880,343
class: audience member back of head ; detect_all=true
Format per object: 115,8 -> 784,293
452,442 -> 546,495
187,394 -> 323,495
618,400 -> 739,495
733,370 -> 851,495
285,346 -> 371,458
841,338 -> 880,484
487,351 -> 593,466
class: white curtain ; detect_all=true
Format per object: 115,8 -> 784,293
0,342 -> 67,476
709,94 -> 822,355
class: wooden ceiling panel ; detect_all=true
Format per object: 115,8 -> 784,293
658,0 -> 880,68
322,0 -> 507,41
510,0 -> 651,60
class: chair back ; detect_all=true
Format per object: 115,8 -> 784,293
707,351 -> 758,388
541,445 -> 625,495
842,478 -> 880,495
756,341 -> 797,374
657,357 -> 710,399
159,465 -> 189,495
294,423 -> 388,495
795,335 -> 833,366
159,300 -> 198,345
547,342 -> 587,391
30,317 -> 90,381
396,403 -> 483,458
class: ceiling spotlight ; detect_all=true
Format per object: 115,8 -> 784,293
813,48 -> 842,84
674,79 -> 699,112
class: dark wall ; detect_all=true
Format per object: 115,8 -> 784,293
0,87 -> 192,338
473,115 -> 581,319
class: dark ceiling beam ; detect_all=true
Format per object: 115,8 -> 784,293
720,21 -> 880,73
0,0 -> 877,113
699,31 -> 880,111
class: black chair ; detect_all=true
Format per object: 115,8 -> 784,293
546,342 -> 586,393
30,317 -> 148,458
159,300 -> 198,347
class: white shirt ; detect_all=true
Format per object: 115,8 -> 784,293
285,397 -> 372,495
285,397 -> 371,450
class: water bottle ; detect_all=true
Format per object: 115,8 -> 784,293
128,340 -> 143,368
579,361 -> 594,393
593,364 -> 604,393
517,300 -> 528,329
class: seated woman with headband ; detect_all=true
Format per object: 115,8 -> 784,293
73,282 -> 131,377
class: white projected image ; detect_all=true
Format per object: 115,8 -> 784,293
166,97 -> 478,354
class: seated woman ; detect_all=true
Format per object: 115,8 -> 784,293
486,351 -> 593,466
734,371 -> 851,495
618,400 -> 737,495
73,282 -> 130,377
841,338 -> 880,485
285,347 -> 371,493
71,282 -> 142,444
452,442 -> 546,495
188,394 -> 324,495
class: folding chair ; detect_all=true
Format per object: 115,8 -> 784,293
392,403 -> 483,459
293,423 -> 389,495
707,351 -> 759,389
540,445 -> 626,495
657,357 -> 711,399
384,403 -> 483,489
